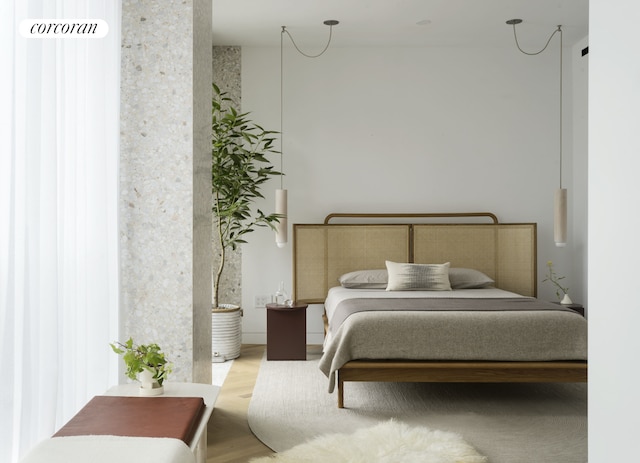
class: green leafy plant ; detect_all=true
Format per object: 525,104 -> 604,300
110,338 -> 173,386
212,83 -> 281,308
543,260 -> 569,300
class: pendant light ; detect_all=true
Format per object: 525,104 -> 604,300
275,20 -> 339,248
275,25 -> 287,248
506,19 -> 566,247
554,26 -> 567,247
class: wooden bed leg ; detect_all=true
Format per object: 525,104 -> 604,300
337,372 -> 344,408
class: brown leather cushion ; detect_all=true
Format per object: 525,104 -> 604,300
53,396 -> 206,445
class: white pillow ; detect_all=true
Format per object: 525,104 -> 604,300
448,268 -> 494,289
385,261 -> 452,291
338,269 -> 388,289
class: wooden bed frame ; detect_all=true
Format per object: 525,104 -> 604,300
293,213 -> 587,408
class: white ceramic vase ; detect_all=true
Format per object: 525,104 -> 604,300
560,293 -> 573,305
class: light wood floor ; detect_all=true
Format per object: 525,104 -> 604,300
206,344 -> 274,463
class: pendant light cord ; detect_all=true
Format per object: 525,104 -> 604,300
280,21 -> 339,190
282,23 -> 336,59
280,26 -> 284,189
559,26 -> 563,189
510,22 -> 563,189
510,23 -> 561,56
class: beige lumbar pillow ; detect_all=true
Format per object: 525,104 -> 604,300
385,261 -> 452,291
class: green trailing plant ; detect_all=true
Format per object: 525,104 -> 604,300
212,83 -> 281,308
543,260 -> 569,300
110,338 -> 173,386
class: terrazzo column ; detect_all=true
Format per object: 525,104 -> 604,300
119,0 -> 212,383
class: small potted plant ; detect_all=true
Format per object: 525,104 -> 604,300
110,338 -> 173,396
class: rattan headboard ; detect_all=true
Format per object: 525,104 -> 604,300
293,213 -> 537,303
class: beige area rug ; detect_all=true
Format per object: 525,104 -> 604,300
249,419 -> 487,463
247,349 -> 587,463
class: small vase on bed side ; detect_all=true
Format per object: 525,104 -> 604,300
560,293 -> 573,305
543,261 -> 571,304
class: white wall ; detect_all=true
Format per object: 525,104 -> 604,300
589,0 -> 640,459
571,37 -> 589,310
239,43 -> 585,343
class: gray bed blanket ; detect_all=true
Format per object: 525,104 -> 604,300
329,297 -> 577,334
319,298 -> 587,392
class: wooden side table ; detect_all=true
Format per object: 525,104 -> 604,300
266,302 -> 309,360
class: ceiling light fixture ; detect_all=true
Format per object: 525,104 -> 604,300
506,19 -> 566,247
276,20 -> 339,248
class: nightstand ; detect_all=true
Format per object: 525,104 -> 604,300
553,302 -> 585,317
266,302 -> 309,360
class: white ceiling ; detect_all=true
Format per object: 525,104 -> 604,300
212,0 -> 588,49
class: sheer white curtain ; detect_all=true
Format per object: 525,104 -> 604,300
0,2 -> 121,461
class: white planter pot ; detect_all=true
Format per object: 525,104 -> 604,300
138,369 -> 164,396
212,304 -> 243,362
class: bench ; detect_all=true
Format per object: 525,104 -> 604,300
21,382 -> 219,463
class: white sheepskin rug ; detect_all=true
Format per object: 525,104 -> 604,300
249,420 -> 488,463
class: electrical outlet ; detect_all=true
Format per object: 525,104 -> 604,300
254,295 -> 271,308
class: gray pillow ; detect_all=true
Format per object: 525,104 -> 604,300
338,269 -> 388,289
448,268 -> 494,289
385,261 -> 451,291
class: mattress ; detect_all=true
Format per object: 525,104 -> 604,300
319,287 -> 588,392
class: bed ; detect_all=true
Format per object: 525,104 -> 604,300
292,213 -> 588,408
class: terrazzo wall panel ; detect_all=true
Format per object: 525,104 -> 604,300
213,46 -> 242,307
120,0 -> 212,383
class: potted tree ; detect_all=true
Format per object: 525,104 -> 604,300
211,83 -> 281,361
110,338 -> 173,396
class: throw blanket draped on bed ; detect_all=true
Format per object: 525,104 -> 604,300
329,297 -> 577,333
319,295 -> 588,393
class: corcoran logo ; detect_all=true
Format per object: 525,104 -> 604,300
19,19 -> 109,38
